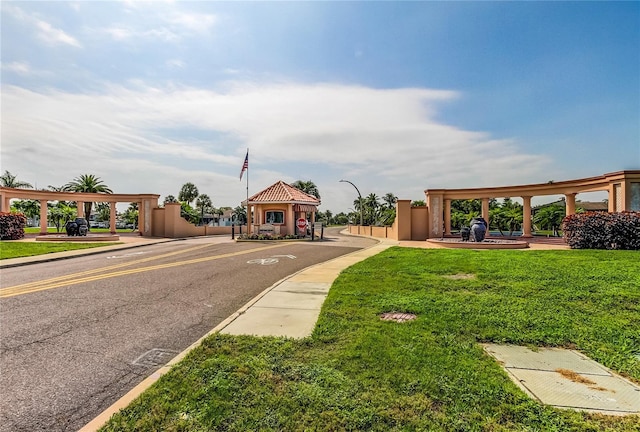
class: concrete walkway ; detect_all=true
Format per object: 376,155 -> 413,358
220,240 -> 396,338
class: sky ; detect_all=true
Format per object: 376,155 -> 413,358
1,1 -> 639,213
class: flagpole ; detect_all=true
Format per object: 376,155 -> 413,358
246,148 -> 249,235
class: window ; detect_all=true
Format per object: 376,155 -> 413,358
265,210 -> 284,224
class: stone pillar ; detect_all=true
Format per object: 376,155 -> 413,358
76,201 -> 84,218
521,196 -> 532,237
137,201 -> 144,236
426,193 -> 443,238
482,198 -> 490,228
109,202 -> 117,234
607,184 -> 616,212
1,193 -> 11,212
565,193 -> 576,216
39,200 -> 48,235
444,199 -> 452,236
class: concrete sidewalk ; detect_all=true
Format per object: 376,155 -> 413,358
219,239 -> 396,338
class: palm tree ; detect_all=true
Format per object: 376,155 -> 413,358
178,183 -> 199,206
94,202 -> 111,224
533,205 -> 565,236
363,193 -> 380,225
291,180 -> 320,199
1,170 -> 32,188
195,194 -> 213,225
382,193 -> 397,209
63,174 -> 113,224
233,206 -> 246,224
48,184 -> 71,207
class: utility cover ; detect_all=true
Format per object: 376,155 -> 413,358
483,344 -> 640,416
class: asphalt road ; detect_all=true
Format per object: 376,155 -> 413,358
0,229 -> 376,432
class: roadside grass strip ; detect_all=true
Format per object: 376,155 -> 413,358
0,242 -> 119,260
100,248 -> 639,431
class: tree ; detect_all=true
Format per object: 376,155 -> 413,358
195,194 -> 213,226
11,200 -> 40,225
49,204 -> 75,233
178,183 -> 199,206
382,193 -> 397,209
363,193 -> 380,225
123,204 -> 139,231
94,202 -> 111,224
411,200 -> 426,207
291,180 -> 320,199
48,184 -> 70,207
63,174 -> 113,225
163,195 -> 178,205
233,206 -> 246,224
333,212 -> 349,225
533,204 -> 565,236
1,170 -> 33,188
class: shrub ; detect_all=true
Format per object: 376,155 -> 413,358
562,211 -> 640,250
0,212 -> 27,240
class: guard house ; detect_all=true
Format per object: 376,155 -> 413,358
244,181 -> 320,236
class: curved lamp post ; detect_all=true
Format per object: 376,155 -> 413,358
339,179 -> 363,227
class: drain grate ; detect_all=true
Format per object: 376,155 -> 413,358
380,312 -> 417,323
132,348 -> 179,368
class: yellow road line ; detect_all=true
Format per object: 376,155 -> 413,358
3,243 -> 215,292
1,243 -> 289,298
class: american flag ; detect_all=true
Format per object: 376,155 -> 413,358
239,150 -> 248,181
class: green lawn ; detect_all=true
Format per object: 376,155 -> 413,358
0,242 -> 121,259
101,248 -> 639,431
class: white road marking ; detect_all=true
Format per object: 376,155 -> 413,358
106,252 -> 145,259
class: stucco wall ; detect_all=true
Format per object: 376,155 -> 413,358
410,206 -> 428,241
153,203 -> 241,238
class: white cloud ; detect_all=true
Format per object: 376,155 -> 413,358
4,5 -> 82,48
1,81 -> 554,211
164,11 -> 217,34
100,4 -> 216,43
2,61 -> 32,75
166,59 -> 186,69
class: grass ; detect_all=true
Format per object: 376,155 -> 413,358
100,248 -> 639,431
0,241 -> 120,259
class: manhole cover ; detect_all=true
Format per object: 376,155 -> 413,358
132,348 -> 179,368
380,312 -> 417,323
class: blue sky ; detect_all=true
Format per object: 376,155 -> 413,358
2,1 -> 638,212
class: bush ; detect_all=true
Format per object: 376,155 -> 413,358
562,211 -> 640,250
0,212 -> 27,240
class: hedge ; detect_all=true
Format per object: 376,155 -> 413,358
562,211 -> 640,250
0,212 -> 27,240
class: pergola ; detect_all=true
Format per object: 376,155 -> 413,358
424,170 -> 640,238
0,187 -> 160,236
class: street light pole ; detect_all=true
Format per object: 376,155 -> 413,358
339,179 -> 363,227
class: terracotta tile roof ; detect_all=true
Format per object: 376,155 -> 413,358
247,181 -> 320,205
